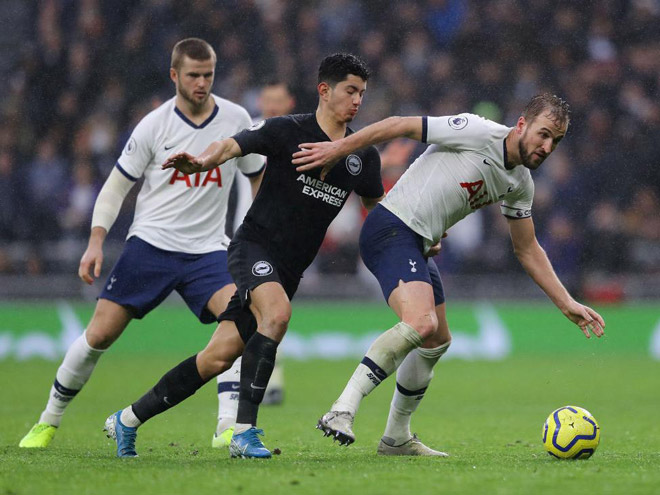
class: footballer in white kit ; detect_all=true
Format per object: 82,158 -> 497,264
293,94 -> 605,456
19,38 -> 263,451
381,113 -> 533,253
98,94 -> 263,318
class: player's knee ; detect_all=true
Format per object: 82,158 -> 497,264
84,326 -> 117,349
405,311 -> 438,340
86,302 -> 130,349
260,305 -> 291,339
426,331 -> 451,348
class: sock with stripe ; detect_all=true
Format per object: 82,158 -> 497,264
39,332 -> 106,426
382,342 -> 450,445
332,322 -> 423,415
215,356 -> 241,433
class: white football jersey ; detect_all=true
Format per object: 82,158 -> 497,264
116,95 -> 264,253
381,113 -> 534,251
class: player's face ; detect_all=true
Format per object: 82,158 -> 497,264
173,56 -> 215,109
517,113 -> 567,170
327,75 -> 367,123
259,85 -> 295,119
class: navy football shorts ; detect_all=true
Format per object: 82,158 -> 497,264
99,236 -> 233,323
359,204 -> 445,306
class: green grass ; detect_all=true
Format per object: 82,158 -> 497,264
3,354 -> 659,495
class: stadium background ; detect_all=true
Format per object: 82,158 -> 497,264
1,2 -> 659,494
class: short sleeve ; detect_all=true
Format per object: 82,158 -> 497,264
354,146 -> 384,199
237,154 -> 265,177
232,117 -> 281,158
116,116 -> 156,181
232,108 -> 266,176
501,175 -> 534,219
425,113 -> 509,151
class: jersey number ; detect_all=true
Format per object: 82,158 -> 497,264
169,168 -> 222,188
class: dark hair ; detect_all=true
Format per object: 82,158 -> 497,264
171,38 -> 216,71
523,93 -> 571,128
318,53 -> 370,86
263,79 -> 293,95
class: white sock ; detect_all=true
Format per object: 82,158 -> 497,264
266,360 -> 284,391
333,322 -> 423,415
382,342 -> 450,445
39,332 -> 105,426
120,406 -> 142,428
234,423 -> 252,435
215,357 -> 241,432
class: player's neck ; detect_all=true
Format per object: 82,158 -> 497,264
315,108 -> 347,141
504,129 -> 522,168
175,96 -> 216,126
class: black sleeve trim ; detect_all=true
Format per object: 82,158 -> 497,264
421,116 -> 428,143
503,214 -> 532,220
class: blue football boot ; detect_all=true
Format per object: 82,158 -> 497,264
104,411 -> 138,457
229,427 -> 272,459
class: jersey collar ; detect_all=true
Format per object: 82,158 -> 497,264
313,114 -> 351,141
174,103 -> 219,129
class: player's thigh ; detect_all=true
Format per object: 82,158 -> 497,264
177,249 -> 234,323
249,281 -> 292,341
422,256 -> 450,347
86,298 -> 133,349
226,235 -> 297,341
99,236 -> 179,320
197,319 -> 245,380
420,302 -> 451,349
206,283 -> 237,318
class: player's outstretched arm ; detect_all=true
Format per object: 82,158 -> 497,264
80,168 -> 135,284
162,138 -> 243,175
507,217 -> 605,338
293,116 -> 423,179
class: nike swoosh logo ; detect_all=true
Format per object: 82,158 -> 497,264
164,144 -> 177,150
231,384 -> 240,390
250,383 -> 266,390
164,396 -> 172,405
483,159 -> 495,167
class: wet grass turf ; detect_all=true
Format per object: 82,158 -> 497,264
3,355 -> 659,495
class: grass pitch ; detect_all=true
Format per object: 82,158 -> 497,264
3,354 -> 659,495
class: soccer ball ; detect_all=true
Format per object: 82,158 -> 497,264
542,405 -> 600,459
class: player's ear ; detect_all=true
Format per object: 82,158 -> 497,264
318,82 -> 330,100
170,68 -> 178,85
516,116 -> 526,134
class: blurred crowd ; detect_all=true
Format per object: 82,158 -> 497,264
1,0 -> 659,292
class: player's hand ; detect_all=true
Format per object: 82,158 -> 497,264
423,233 -> 447,258
162,152 -> 203,175
293,142 -> 342,180
562,301 -> 605,339
78,243 -> 103,285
